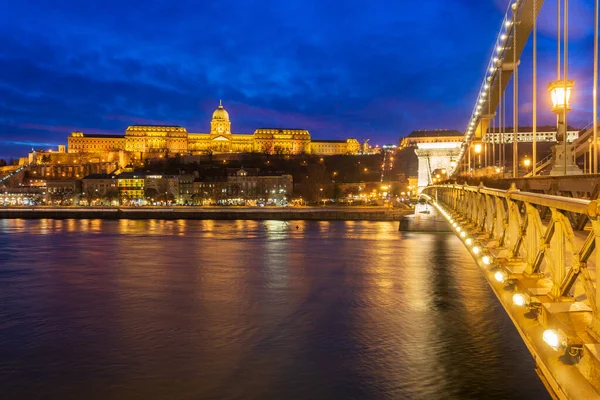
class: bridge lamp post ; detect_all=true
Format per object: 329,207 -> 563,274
548,80 -> 581,175
542,329 -> 583,358
473,143 -> 483,169
523,156 -> 531,174
512,292 -> 542,311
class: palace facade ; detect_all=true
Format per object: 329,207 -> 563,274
68,102 -> 360,156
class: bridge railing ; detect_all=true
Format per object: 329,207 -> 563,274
422,183 -> 600,397
424,183 -> 594,300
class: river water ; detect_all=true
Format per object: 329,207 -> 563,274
0,219 -> 549,399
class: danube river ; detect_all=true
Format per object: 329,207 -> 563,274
0,219 -> 549,399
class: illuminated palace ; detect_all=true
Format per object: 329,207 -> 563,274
68,101 -> 360,156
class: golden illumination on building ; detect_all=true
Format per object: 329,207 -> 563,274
67,102 -> 360,156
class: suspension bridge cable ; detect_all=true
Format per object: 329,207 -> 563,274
533,0 -> 538,176
594,0 -> 598,173
513,3 -> 519,178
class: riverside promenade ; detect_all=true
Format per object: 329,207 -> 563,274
0,206 -> 410,221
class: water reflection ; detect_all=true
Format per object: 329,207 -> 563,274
0,220 -> 549,399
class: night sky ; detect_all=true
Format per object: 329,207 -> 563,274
0,0 -> 597,159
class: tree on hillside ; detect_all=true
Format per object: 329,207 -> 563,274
333,184 -> 342,202
144,187 -> 159,202
262,142 -> 274,155
105,189 -> 120,206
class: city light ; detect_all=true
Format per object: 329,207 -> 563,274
548,80 -> 574,112
493,269 -> 508,283
512,293 -> 530,307
542,329 -> 562,351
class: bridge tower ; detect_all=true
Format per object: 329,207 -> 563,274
405,129 -> 463,192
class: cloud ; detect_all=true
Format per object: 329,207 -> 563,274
1,0 -> 591,159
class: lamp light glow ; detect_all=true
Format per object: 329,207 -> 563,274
482,255 -> 492,265
548,80 -> 575,113
512,293 -> 530,307
465,238 -> 473,246
542,329 -> 561,350
494,270 -> 507,283
472,246 -> 481,255
460,231 -> 467,238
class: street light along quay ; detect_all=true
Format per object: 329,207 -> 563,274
523,156 -> 531,174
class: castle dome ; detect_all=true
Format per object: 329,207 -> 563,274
212,100 -> 230,121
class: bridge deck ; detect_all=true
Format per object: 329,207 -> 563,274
421,184 -> 600,400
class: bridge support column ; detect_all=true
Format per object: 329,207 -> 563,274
589,219 -> 600,341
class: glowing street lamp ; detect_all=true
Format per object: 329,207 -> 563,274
548,79 -> 581,175
473,142 -> 483,169
523,156 -> 531,174
548,80 -> 574,113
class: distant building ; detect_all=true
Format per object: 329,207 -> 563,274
483,126 -> 580,143
116,172 -> 146,201
67,101 -> 361,157
401,130 -> 463,190
46,179 -> 82,205
226,168 -> 292,202
192,168 -> 292,205
400,126 -> 580,147
400,129 -> 464,148
82,173 -> 118,198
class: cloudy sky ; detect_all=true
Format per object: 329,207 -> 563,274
0,0 -> 597,159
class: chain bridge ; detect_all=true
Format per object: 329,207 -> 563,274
412,0 -> 600,396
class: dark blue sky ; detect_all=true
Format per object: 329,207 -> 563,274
0,0 -> 596,159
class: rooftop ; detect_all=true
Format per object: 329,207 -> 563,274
81,134 -> 125,139
128,124 -> 183,128
487,125 -> 580,133
255,128 -> 309,132
83,173 -> 117,180
406,129 -> 464,138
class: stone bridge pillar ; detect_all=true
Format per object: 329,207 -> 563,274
414,143 -> 461,193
